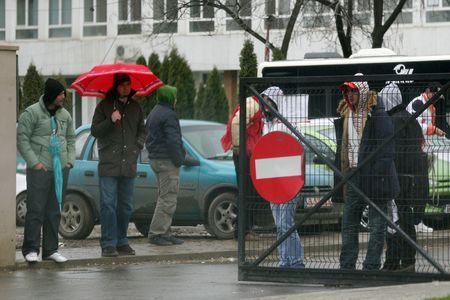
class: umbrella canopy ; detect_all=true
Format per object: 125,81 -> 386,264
70,63 -> 164,98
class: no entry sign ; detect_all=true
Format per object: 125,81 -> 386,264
250,131 -> 305,204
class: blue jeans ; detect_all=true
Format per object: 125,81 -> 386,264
271,198 -> 304,268
99,176 -> 135,249
340,183 -> 387,270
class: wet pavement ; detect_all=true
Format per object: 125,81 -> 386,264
6,225 -> 450,299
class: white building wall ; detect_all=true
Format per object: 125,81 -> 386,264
4,1 -> 450,76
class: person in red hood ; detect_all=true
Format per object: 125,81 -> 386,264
334,74 -> 399,270
221,86 -> 283,240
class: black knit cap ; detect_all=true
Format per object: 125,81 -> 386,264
43,78 -> 65,105
113,73 -> 131,87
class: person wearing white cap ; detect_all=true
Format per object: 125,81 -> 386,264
261,86 -> 305,268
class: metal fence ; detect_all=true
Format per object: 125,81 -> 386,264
237,74 -> 450,286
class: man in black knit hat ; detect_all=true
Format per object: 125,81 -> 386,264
17,78 -> 75,263
91,73 -> 145,257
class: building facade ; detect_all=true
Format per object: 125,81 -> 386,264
3,0 -> 450,125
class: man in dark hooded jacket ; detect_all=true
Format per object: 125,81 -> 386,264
145,85 -> 186,246
335,75 -> 399,270
379,83 -> 428,272
91,73 -> 145,257
17,78 -> 75,263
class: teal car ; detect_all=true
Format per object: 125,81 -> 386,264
62,120 -> 238,240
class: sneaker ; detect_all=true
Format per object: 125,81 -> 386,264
116,244 -> 136,256
148,235 -> 173,246
101,247 -> 119,257
24,252 -> 38,263
43,252 -> 68,263
415,221 -> 433,233
164,236 -> 184,245
394,264 -> 415,273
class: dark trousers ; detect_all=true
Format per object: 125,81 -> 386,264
22,168 -> 69,257
233,153 -> 262,235
384,205 -> 417,269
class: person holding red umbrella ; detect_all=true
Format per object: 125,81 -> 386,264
91,73 -> 146,257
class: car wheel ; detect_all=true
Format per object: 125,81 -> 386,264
59,193 -> 95,240
206,192 -> 237,240
134,221 -> 150,237
16,192 -> 27,226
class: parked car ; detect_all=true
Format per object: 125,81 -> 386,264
62,120 -> 238,240
16,172 -> 27,226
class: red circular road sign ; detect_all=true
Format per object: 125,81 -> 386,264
250,131 -> 305,204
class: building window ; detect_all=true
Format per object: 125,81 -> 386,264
49,0 -> 72,38
84,0 -> 107,36
302,2 -> 332,29
153,0 -> 178,34
118,0 -> 142,35
0,0 -> 5,40
426,0 -> 450,23
190,0 -> 214,32
16,0 -> 38,39
266,0 -> 292,29
225,0 -> 251,31
383,0 -> 413,24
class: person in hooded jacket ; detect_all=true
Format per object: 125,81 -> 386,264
91,73 -> 145,257
334,74 -> 399,270
379,83 -> 428,272
145,85 -> 186,246
262,87 -> 305,268
220,86 -> 280,240
17,78 -> 75,263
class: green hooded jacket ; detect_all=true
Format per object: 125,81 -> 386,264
17,96 -> 76,170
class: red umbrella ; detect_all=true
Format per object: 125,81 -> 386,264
71,63 -> 164,98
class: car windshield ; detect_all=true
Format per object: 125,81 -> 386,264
318,127 -> 336,142
182,124 -> 232,160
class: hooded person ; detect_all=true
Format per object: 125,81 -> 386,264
259,86 -> 305,268
334,74 -> 399,271
379,83 -> 429,271
144,85 -> 186,246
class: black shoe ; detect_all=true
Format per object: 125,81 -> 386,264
149,236 -> 173,246
102,247 -> 119,257
117,244 -> 136,256
395,264 -> 415,273
164,236 -> 184,245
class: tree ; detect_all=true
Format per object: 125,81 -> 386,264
313,0 -> 408,57
177,0 -> 408,59
201,67 -> 228,123
195,82 -> 206,120
239,39 -> 257,78
136,55 -> 147,66
178,0 -> 305,59
148,53 -> 162,77
160,48 -> 196,119
136,54 -> 158,116
21,64 -> 44,113
54,74 -> 73,115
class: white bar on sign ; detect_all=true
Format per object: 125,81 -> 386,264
255,155 -> 302,179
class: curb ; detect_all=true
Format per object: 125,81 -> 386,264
6,250 -> 238,271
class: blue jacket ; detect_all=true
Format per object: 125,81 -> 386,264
334,94 -> 400,202
145,102 -> 185,167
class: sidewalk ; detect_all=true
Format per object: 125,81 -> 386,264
14,225 -> 238,269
